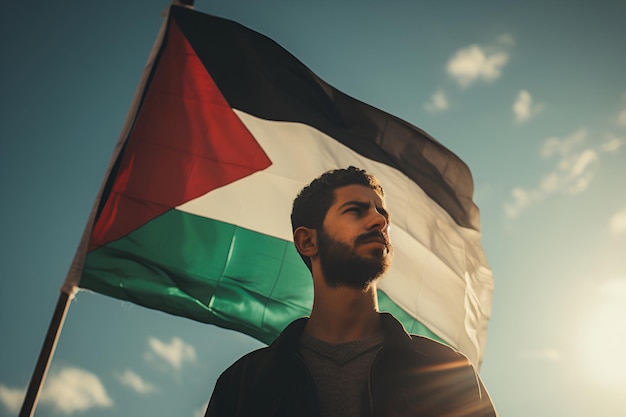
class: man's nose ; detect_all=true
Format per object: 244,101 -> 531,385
367,209 -> 388,231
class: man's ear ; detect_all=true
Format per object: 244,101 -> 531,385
293,226 -> 318,258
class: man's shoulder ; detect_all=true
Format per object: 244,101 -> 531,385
408,334 -> 470,362
221,344 -> 280,376
380,313 -> 471,366
207,336 -> 304,417
219,318 -> 307,378
411,334 -> 465,356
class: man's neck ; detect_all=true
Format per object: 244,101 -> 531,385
305,284 -> 381,344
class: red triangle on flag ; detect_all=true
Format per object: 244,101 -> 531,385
89,19 -> 272,251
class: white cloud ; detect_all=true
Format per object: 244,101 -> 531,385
539,172 -> 560,193
513,90 -> 544,123
616,109 -> 626,127
424,89 -> 449,112
568,149 -> 598,177
610,207 -> 626,236
504,187 -> 537,220
116,369 -> 157,394
495,33 -> 516,47
446,35 -> 513,87
565,172 -> 593,195
145,337 -> 197,370
520,348 -> 561,361
0,385 -> 25,414
39,367 -> 113,414
504,128 -> 612,219
540,128 -> 587,158
600,135 -> 623,153
193,402 -> 209,417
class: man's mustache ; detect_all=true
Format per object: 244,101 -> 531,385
355,230 -> 390,247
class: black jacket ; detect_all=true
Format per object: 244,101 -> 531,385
206,313 -> 497,417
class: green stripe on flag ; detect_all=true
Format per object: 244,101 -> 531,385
82,208 -> 448,345
82,209 -> 312,344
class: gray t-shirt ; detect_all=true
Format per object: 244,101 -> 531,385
299,331 -> 384,417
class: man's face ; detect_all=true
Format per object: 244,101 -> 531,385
317,184 -> 393,289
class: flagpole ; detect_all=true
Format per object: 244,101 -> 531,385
19,288 -> 76,417
19,3 -> 191,415
174,0 -> 195,7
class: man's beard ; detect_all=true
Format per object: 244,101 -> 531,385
317,229 -> 392,290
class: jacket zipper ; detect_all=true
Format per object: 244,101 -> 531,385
292,352 -> 316,417
367,347 -> 384,417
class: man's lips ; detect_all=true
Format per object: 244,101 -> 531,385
360,237 -> 387,246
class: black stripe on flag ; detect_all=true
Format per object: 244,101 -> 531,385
170,6 -> 480,232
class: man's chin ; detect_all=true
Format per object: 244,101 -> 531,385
317,230 -> 392,289
324,275 -> 380,290
327,263 -> 390,290
362,250 -> 393,267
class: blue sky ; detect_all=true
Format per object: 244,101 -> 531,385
1,0 -> 626,416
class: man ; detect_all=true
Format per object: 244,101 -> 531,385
206,166 -> 497,417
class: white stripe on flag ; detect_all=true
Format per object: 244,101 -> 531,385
176,110 -> 492,364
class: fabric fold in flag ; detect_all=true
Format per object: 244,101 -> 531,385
64,4 -> 493,366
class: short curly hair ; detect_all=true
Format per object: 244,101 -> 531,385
290,166 -> 385,271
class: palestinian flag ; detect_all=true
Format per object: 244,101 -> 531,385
63,5 -> 493,366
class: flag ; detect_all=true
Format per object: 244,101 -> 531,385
64,5 -> 493,366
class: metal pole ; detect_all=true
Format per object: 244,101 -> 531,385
21,2 -> 181,415
19,289 -> 75,417
173,0 -> 195,7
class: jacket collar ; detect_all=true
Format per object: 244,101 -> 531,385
270,317 -> 308,353
270,312 -> 418,354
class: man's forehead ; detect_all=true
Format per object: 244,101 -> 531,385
332,184 -> 386,206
